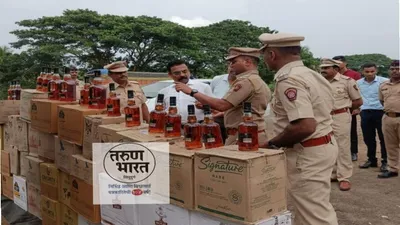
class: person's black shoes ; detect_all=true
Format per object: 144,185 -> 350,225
351,153 -> 358,161
380,162 -> 388,172
359,161 -> 378,169
377,171 -> 398,179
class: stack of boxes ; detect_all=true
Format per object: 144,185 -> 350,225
1,88 -> 292,225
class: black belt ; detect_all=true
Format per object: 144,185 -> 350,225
385,112 -> 400,118
363,109 -> 384,112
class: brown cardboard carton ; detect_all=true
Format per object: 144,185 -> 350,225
194,146 -> 287,223
26,156 -> 44,187
70,154 -> 93,185
58,105 -> 105,146
1,150 -> 11,175
15,117 -> 29,152
0,124 -> 4,150
20,153 -> 30,177
70,176 -> 101,223
61,203 -> 79,225
169,143 -> 196,209
59,170 -> 72,208
0,100 -> 20,124
116,125 -> 182,143
28,183 -> 42,219
41,195 -> 61,225
20,89 -> 48,122
55,136 -> 82,174
10,146 -> 28,175
29,128 -> 55,160
40,163 -> 59,200
31,99 -> 76,134
28,126 -> 40,156
2,174 -> 14,199
3,115 -> 18,151
82,114 -> 125,160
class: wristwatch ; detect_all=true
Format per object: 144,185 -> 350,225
190,89 -> 198,97
268,141 -> 280,150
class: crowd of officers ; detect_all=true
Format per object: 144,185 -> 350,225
71,32 -> 399,225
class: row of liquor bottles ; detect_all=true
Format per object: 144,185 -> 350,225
7,81 -> 22,100
148,94 -> 259,151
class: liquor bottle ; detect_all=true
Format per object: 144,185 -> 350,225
165,96 -> 182,137
148,94 -> 166,133
7,81 -> 13,100
106,83 -> 121,116
184,105 -> 202,149
59,74 -> 76,102
238,102 -> 259,151
36,68 -> 46,91
124,90 -> 141,127
88,71 -> 107,109
48,69 -> 61,100
42,68 -> 52,93
14,81 -> 21,100
201,105 -> 223,149
79,76 -> 91,105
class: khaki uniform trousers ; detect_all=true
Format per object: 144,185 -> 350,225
286,138 -> 339,225
382,115 -> 400,172
225,130 -> 268,146
331,112 -> 353,181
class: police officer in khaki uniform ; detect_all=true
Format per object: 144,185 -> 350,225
104,61 -> 149,123
175,47 -> 270,146
258,33 -> 338,225
378,60 -> 400,179
320,58 -> 363,191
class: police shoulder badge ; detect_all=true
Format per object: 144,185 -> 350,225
233,84 -> 242,92
353,84 -> 359,91
284,88 -> 297,101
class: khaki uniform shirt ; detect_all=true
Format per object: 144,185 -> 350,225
379,80 -> 400,112
115,81 -> 147,122
223,69 -> 270,130
330,73 -> 361,110
271,61 -> 334,141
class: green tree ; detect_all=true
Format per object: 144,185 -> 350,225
344,54 -> 393,77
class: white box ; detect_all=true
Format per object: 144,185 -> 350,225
13,175 -> 28,211
78,215 -> 101,225
137,204 -> 190,225
101,204 -> 138,225
190,211 -> 292,225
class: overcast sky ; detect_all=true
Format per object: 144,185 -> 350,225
1,0 -> 399,59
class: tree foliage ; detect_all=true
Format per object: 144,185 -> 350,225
344,54 -> 394,77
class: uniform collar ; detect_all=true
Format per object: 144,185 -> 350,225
333,73 -> 341,81
223,74 -> 229,81
236,69 -> 258,78
274,60 -> 304,81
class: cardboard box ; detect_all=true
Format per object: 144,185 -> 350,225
29,128 -> 55,160
169,144 -> 195,209
70,154 -> 93,185
1,150 -> 11,175
117,126 -> 182,143
0,100 -> 20,124
15,117 -> 29,152
101,204 -> 138,225
26,155 -> 44,187
70,176 -> 101,223
194,146 -> 287,223
20,89 -> 48,122
82,114 -> 125,160
41,195 -> 61,225
61,203 -> 79,225
78,215 -> 101,225
13,175 -> 28,211
10,147 -> 28,175
40,163 -> 59,200
0,124 -> 3,150
28,183 -> 42,219
190,210 -> 292,225
20,153 -> 30,177
58,105 -> 105,146
55,136 -> 82,173
2,174 -> 14,199
137,203 -> 190,225
59,170 -> 72,208
31,99 -> 76,134
3,115 -> 18,150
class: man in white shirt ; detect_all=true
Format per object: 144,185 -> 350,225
158,60 -> 213,124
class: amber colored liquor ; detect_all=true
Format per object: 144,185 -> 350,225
88,71 -> 107,109
80,76 -> 91,105
42,72 -> 52,93
36,71 -> 46,91
48,73 -> 61,100
238,102 -> 259,151
7,81 -> 13,100
149,94 -> 167,133
184,105 -> 202,149
124,90 -> 141,127
59,74 -> 77,102
165,96 -> 181,137
14,81 -> 21,100
106,83 -> 121,116
202,105 -> 223,149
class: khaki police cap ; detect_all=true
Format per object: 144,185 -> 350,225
104,61 -> 128,73
319,58 -> 342,68
225,47 -> 260,61
258,32 -> 305,51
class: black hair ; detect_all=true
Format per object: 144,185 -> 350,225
333,56 -> 346,62
167,60 -> 187,73
361,63 -> 377,70
277,46 -> 301,55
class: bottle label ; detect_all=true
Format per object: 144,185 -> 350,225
107,104 -> 113,112
126,114 -> 133,121
166,123 -> 173,132
149,119 -> 157,127
185,133 -> 193,142
203,133 -> 215,143
239,133 -> 252,144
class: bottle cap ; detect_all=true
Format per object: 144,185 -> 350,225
170,96 -> 177,106
94,70 -> 101,77
243,102 -> 251,113
157,94 -> 164,103
128,90 -> 134,99
203,105 -> 211,114
188,105 -> 195,114
109,83 -> 115,91
84,76 -> 90,83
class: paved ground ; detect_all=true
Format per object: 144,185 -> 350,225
265,115 -> 400,225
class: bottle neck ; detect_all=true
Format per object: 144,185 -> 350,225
204,114 -> 214,123
109,90 -> 116,97
127,98 -> 135,106
168,106 -> 177,114
243,112 -> 253,121
155,103 -> 164,111
187,114 -> 197,123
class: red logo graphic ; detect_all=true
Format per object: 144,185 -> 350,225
132,189 -> 143,196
